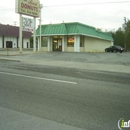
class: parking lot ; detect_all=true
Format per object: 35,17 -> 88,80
25,51 -> 130,65
0,50 -> 130,73
0,49 -> 130,64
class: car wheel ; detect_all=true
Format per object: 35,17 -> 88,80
105,49 -> 107,52
114,50 -> 117,53
120,51 -> 122,53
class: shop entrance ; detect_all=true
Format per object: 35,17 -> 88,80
6,41 -> 12,48
53,38 -> 62,51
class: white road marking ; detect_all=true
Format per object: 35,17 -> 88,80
0,71 -> 77,85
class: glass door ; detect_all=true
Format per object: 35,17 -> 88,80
53,38 -> 62,51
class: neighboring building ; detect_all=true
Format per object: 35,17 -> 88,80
0,24 -> 32,49
36,22 -> 113,52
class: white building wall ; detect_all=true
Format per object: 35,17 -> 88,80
0,36 -> 2,48
41,35 -> 112,53
48,36 -> 51,51
64,36 -> 75,52
62,36 -> 65,52
84,36 -> 112,52
74,35 -> 80,52
13,38 -> 17,48
47,36 -> 53,52
23,38 -> 30,48
40,37 -> 48,52
80,47 -> 84,52
66,47 -> 74,52
4,36 -> 17,48
3,36 -> 30,48
111,41 -> 114,46
64,36 -> 67,51
0,36 -> 31,49
23,38 -> 26,48
50,36 -> 53,51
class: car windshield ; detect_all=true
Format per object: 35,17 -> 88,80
114,45 -> 122,49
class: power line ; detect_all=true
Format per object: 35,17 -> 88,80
43,1 -> 130,7
0,0 -> 130,10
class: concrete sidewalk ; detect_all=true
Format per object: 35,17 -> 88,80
0,106 -> 85,130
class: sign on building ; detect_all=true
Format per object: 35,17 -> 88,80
23,17 -> 34,28
22,17 -> 34,32
23,27 -> 33,32
15,0 -> 40,17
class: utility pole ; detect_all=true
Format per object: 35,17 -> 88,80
38,4 -> 43,52
124,17 -> 127,52
33,17 -> 36,52
19,14 -> 23,53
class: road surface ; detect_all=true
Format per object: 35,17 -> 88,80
0,60 -> 130,130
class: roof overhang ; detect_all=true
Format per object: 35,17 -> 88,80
35,33 -> 113,41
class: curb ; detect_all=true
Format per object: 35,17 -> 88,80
0,58 -> 21,62
0,53 -> 34,56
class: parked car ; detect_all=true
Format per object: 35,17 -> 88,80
105,45 -> 124,53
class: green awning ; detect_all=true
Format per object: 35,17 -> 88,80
36,22 -> 113,41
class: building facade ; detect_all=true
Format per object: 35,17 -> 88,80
0,24 -> 32,49
36,22 -> 113,52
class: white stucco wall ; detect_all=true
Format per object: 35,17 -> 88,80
74,35 -> 80,52
41,47 -> 48,51
40,36 -> 52,52
64,35 -> 111,52
4,36 -> 17,48
80,47 -> 84,52
64,36 -> 67,52
1,36 -> 30,48
111,41 -> 114,46
62,36 -> 65,52
23,38 -> 30,48
66,47 -> 74,52
0,36 -> 2,48
84,36 -> 111,52
64,36 -> 74,52
40,35 -> 112,52
47,36 -> 52,52
13,37 -> 17,48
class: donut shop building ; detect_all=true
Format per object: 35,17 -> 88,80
36,22 -> 113,52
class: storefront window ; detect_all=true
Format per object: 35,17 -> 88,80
80,36 -> 84,47
42,37 -> 48,47
67,36 -> 74,47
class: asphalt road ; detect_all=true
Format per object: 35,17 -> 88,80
0,60 -> 130,130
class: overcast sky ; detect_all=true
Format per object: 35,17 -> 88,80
0,0 -> 130,31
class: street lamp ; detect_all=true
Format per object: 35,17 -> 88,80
38,4 -> 43,51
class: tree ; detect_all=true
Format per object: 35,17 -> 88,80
126,20 -> 130,51
109,20 -> 130,51
110,28 -> 125,47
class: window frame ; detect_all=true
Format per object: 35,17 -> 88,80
67,35 -> 74,47
42,37 -> 48,47
80,36 -> 84,47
